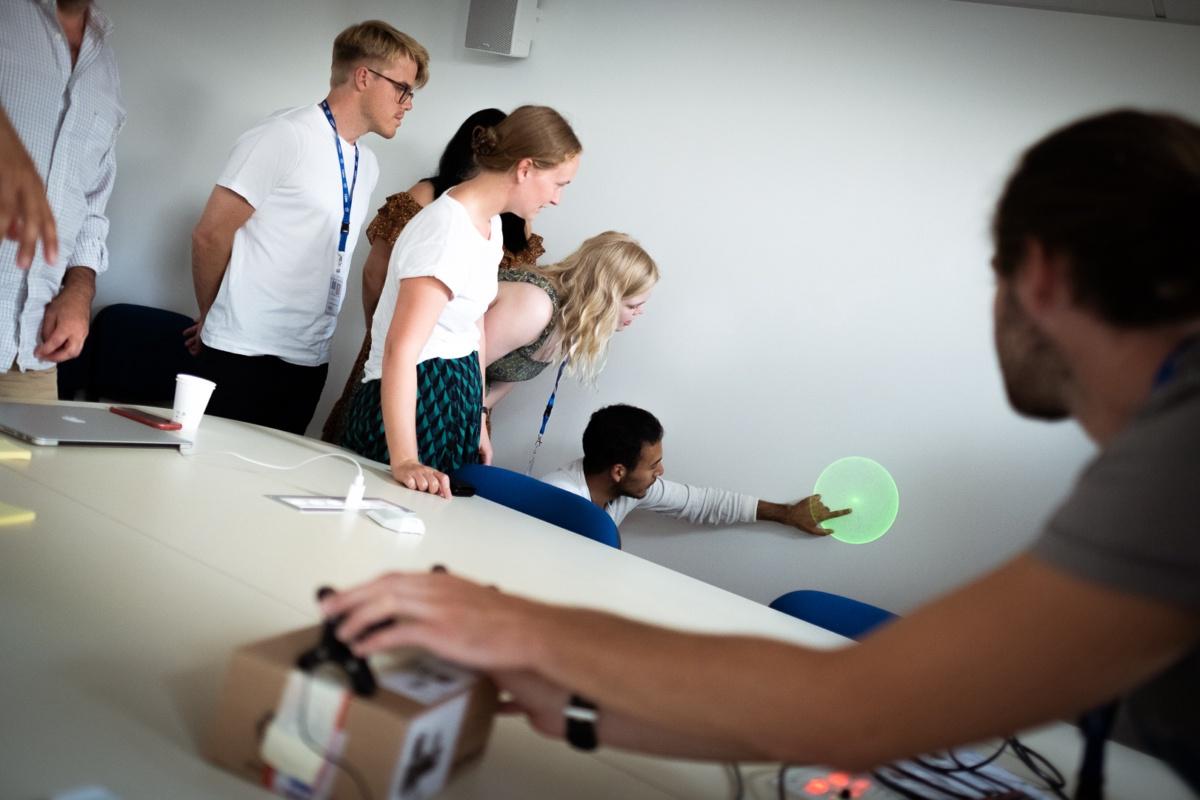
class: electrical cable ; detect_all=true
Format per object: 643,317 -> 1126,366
920,761 -> 1005,795
891,759 -> 1020,797
181,448 -> 367,508
872,767 -> 953,799
875,763 -> 977,799
915,740 -> 1008,775
914,745 -> 1017,794
1005,737 -> 1067,799
872,735 -> 1069,800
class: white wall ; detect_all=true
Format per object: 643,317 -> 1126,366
97,0 -> 1200,612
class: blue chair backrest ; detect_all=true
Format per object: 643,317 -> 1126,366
769,589 -> 896,640
451,463 -> 621,549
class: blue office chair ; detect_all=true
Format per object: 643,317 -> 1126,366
58,303 -> 198,405
450,463 -> 621,549
769,589 -> 896,640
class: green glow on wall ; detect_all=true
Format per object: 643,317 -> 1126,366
814,456 -> 899,544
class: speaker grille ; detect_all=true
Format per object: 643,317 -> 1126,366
466,0 -> 520,53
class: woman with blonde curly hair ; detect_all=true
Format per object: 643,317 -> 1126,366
483,230 -> 659,409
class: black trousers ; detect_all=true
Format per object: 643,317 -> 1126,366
195,346 -> 329,436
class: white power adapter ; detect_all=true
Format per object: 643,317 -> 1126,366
344,474 -> 366,510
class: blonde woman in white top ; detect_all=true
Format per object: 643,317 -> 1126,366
483,231 -> 660,409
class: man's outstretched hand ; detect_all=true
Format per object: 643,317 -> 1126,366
760,494 -> 852,536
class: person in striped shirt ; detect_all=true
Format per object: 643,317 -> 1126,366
0,0 -> 124,400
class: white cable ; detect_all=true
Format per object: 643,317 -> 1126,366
182,448 -> 367,509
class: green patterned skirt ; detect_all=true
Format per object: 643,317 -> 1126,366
341,353 -> 482,473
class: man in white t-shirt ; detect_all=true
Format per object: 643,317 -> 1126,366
186,20 -> 429,435
541,404 -> 850,534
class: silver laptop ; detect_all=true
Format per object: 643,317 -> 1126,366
0,402 -> 188,447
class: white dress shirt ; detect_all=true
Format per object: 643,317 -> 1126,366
0,0 -> 125,371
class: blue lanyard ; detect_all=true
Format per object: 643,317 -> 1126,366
319,100 -> 359,253
540,359 -> 569,437
526,359 -> 569,474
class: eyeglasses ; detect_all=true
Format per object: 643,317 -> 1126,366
366,68 -> 414,105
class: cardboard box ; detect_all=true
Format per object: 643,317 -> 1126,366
206,626 -> 497,800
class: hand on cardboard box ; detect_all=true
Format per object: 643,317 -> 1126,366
319,571 -> 551,673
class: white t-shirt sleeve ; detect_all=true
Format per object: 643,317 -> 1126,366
636,478 -> 758,526
388,207 -> 471,297
216,115 -> 304,209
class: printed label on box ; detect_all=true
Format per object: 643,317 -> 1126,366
388,693 -> 470,800
377,654 -> 477,706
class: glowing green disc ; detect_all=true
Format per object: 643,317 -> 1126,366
813,457 -> 899,544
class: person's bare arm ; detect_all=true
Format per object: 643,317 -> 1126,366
494,669 -> 752,760
361,237 -> 394,324
380,276 -> 452,497
483,281 -> 553,369
484,380 -> 516,409
186,186 -> 254,353
408,181 -> 434,207
0,107 -> 57,268
325,554 -> 1199,768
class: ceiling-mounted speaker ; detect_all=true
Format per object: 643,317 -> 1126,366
465,0 -> 539,58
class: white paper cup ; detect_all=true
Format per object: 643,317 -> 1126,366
172,373 -> 216,439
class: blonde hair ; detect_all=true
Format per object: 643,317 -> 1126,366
331,21 -> 430,88
537,232 -> 659,383
472,105 -> 582,172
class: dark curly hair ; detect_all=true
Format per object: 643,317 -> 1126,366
581,405 -> 663,475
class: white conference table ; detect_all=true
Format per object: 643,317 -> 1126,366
0,404 -> 1192,800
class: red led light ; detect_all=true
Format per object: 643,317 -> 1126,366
805,778 -> 831,795
828,772 -> 851,788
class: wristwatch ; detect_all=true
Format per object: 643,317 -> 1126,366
563,693 -> 599,751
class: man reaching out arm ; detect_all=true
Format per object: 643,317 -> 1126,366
541,404 -> 849,536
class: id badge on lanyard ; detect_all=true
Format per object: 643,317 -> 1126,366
326,251 -> 349,316
320,100 -> 358,317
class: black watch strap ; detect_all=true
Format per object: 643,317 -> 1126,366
564,693 -> 599,751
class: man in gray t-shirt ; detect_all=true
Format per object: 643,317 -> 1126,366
320,111 -> 1200,792
1030,342 -> 1200,786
